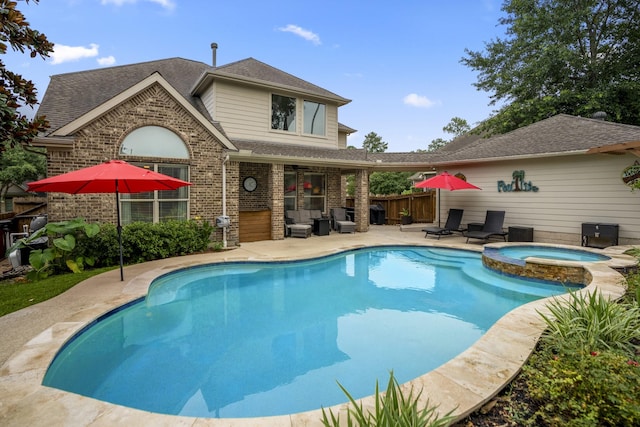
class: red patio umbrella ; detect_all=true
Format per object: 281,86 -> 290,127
28,160 -> 192,281
415,171 -> 481,227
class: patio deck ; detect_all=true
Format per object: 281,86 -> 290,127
0,225 -> 634,426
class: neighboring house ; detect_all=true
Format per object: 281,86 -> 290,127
1,183 -> 30,213
32,44 -> 640,247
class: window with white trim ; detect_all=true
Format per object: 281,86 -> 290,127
303,100 -> 326,136
120,163 -> 189,224
271,94 -> 296,132
119,126 -> 190,224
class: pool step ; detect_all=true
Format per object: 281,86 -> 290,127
460,264 -> 571,298
402,249 -> 467,268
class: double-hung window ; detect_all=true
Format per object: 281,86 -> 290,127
120,163 -> 189,224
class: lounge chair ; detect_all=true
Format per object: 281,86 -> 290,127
423,208 -> 464,239
330,207 -> 356,233
465,210 -> 508,243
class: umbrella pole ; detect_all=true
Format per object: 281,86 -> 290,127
437,188 -> 441,228
116,183 -> 124,281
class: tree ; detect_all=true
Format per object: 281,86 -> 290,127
442,116 -> 471,137
1,0 -> 53,156
362,132 -> 388,153
427,117 -> 471,151
0,141 -> 46,209
427,138 -> 448,152
369,171 -> 412,195
461,0 -> 640,135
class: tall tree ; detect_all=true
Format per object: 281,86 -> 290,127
462,0 -> 640,135
0,0 -> 53,157
427,117 -> 470,151
362,131 -> 388,153
0,141 -> 46,210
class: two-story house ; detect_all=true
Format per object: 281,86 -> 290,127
33,44 -> 402,247
31,44 -> 640,247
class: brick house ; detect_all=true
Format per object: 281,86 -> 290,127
33,45 -> 425,246
31,44 -> 640,247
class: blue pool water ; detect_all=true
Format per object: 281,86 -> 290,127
43,246 -> 580,418
497,245 -> 610,262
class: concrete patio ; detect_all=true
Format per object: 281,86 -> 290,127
0,225 -> 634,426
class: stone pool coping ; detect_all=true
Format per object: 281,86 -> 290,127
0,230 -> 636,426
482,242 -> 637,286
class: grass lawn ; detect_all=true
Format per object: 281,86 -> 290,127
0,267 -> 117,317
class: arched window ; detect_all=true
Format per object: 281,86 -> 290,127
119,126 -> 189,158
119,126 -> 190,224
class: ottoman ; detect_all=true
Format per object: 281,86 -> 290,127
289,224 -> 312,238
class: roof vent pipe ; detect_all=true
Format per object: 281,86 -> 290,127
592,111 -> 607,120
211,42 -> 218,67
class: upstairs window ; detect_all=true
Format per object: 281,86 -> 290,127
303,100 -> 326,136
271,94 -> 296,132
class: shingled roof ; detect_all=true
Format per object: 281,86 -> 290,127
37,56 -> 352,135
434,114 -> 640,163
38,58 -> 214,134
201,58 -> 351,105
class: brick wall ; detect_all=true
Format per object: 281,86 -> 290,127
45,83 -> 239,246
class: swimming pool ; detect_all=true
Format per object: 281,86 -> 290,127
497,245 -> 610,262
42,246 -> 580,418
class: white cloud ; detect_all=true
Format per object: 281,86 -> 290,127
403,93 -> 436,108
278,24 -> 321,45
50,43 -> 99,65
97,56 -> 116,66
100,0 -> 175,11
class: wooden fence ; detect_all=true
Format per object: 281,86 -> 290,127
345,191 -> 436,225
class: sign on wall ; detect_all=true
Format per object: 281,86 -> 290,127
622,161 -> 640,188
497,170 -> 539,192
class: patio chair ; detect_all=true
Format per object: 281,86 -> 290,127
330,208 -> 356,233
423,208 -> 464,239
465,210 -> 507,243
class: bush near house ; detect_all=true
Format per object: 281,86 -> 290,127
9,218 -> 218,279
79,219 -> 218,267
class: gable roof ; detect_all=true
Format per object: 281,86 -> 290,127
436,114 -> 640,164
46,72 -> 236,150
191,58 -> 351,106
38,58 -> 215,134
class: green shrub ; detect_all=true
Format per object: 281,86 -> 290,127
523,348 -> 640,426
321,371 -> 455,427
77,223 -> 120,267
622,268 -> 640,307
522,286 -> 640,426
539,290 -> 640,355
77,219 -> 217,267
121,220 -> 215,263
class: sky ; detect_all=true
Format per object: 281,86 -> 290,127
5,0 -> 508,153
